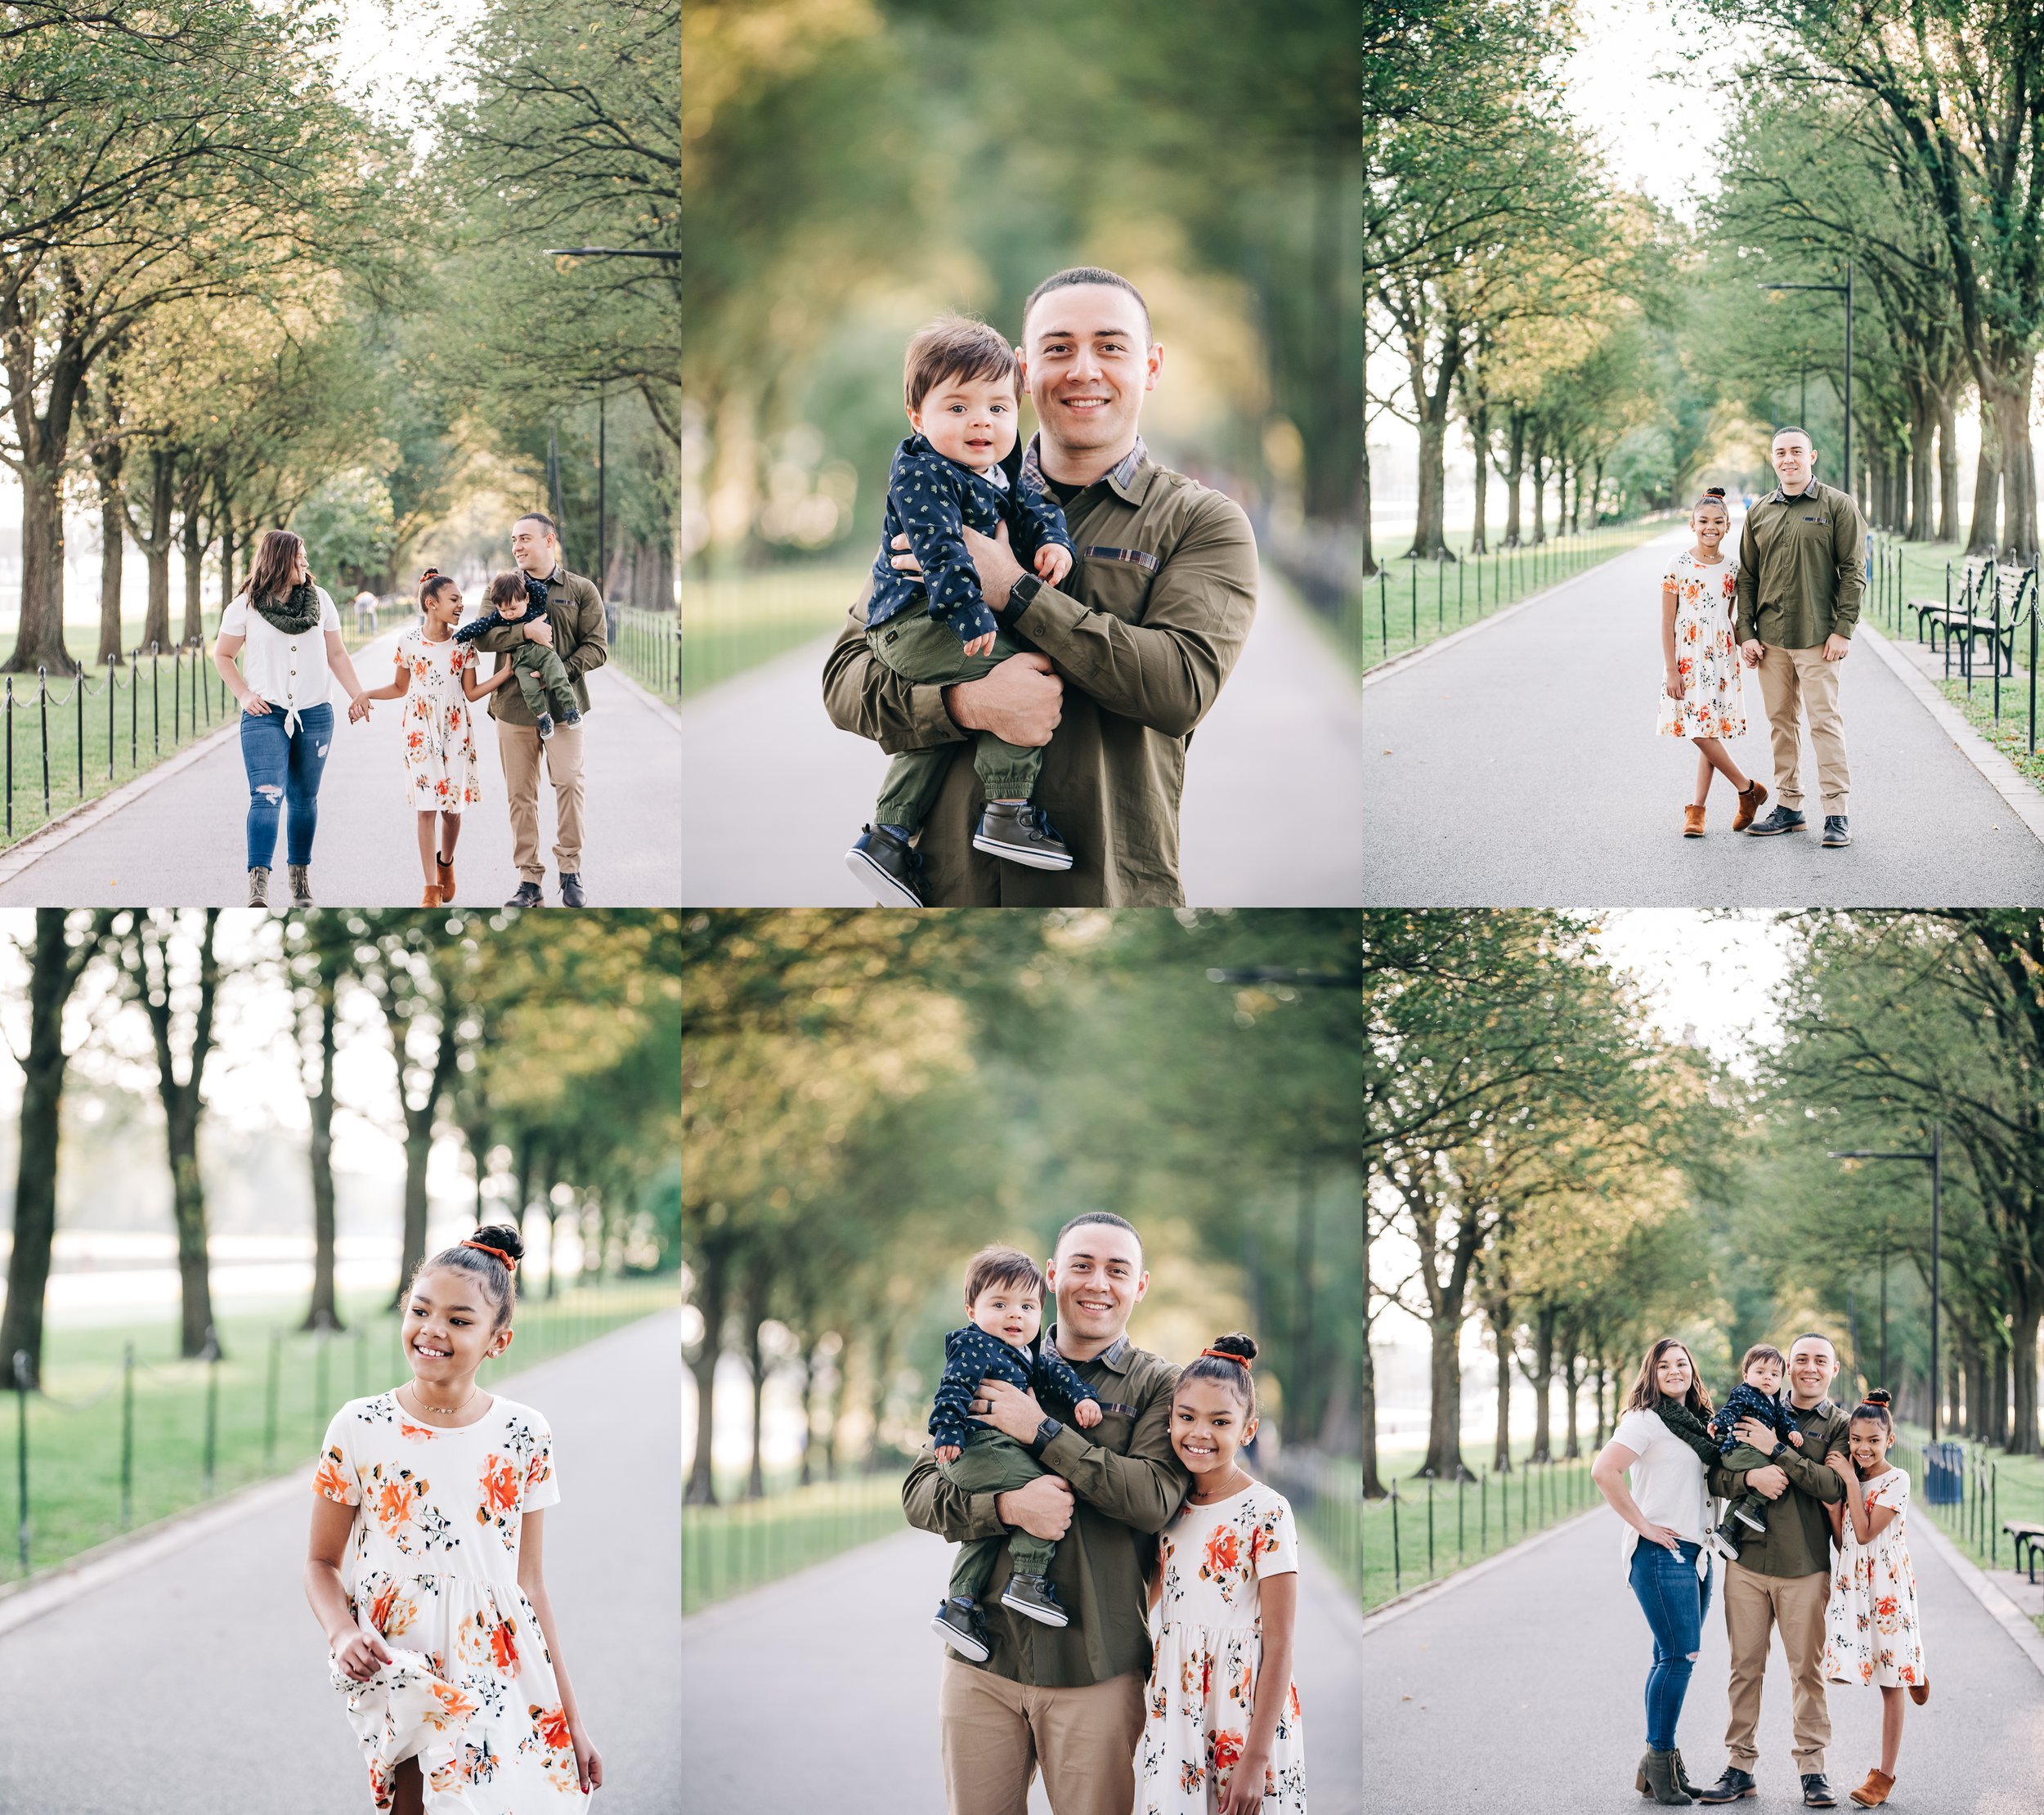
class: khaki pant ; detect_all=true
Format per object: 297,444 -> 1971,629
1722,1561 -> 1831,1774
1755,642 -> 1850,813
495,718 -> 585,881
939,1658 -> 1145,1815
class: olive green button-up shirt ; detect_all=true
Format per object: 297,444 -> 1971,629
900,1329 -> 1188,1690
1734,481 -> 1867,649
1709,1395 -> 1849,1580
822,437 -> 1258,906
469,565 -> 609,726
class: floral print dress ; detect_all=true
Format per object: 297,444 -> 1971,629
1656,549 -> 1746,739
1141,1479 -> 1307,1814
396,627 -> 483,814
1823,1465 -> 1926,1690
315,1392 -> 579,1812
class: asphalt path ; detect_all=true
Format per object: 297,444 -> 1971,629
677,576 -> 1365,906
0,1309 -> 682,1815
1360,1504 -> 2044,1814
1362,526 -> 2044,905
679,1521 -> 1364,1813
0,634 -> 683,908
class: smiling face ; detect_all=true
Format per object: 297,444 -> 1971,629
968,1277 -> 1042,1351
1652,1342 -> 1695,1400
1171,1374 -> 1256,1480
423,584 -> 462,629
510,517 -> 557,579
1787,1335 -> 1838,1405
1772,430 -> 1813,491
402,1266 -> 510,1393
1020,284 -> 1160,462
1693,500 -> 1729,553
908,370 -> 1020,472
1743,1352 -> 1783,1397
1047,1221 -> 1147,1351
1847,1415 -> 1893,1474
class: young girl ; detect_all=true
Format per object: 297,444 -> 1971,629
1659,487 -> 1766,837
1821,1388 -> 1927,1809
1140,1333 -> 1305,1815
303,1225 -> 603,1812
361,570 -> 514,906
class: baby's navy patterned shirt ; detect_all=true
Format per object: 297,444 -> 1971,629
1710,1380 -> 1796,1456
865,434 -> 1077,645
928,1322 -> 1100,1451
453,572 -> 553,647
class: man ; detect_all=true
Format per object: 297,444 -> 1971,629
1697,1333 -> 1850,1809
469,511 -> 607,907
823,267 -> 1259,906
1736,428 -> 1866,849
901,1212 -> 1187,1815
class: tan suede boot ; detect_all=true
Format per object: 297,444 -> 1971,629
1733,778 -> 1768,831
1683,804 -> 1706,837
1848,1768 -> 1894,1808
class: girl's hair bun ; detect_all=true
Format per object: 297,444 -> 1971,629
1706,486 -> 1726,498
468,1223 -> 526,1264
1863,1387 -> 1892,1407
418,567 -> 440,582
1208,1332 -> 1257,1365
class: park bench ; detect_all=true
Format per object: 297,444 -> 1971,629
1914,558 -> 2037,680
2007,1519 -> 2044,1585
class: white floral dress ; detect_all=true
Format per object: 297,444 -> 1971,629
1656,549 -> 1746,738
1823,1465 -> 1926,1690
315,1392 -> 580,1812
396,628 -> 482,814
1141,1480 -> 1307,1814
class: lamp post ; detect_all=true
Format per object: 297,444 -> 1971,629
1828,1121 -> 1941,1437
1761,263 -> 1853,501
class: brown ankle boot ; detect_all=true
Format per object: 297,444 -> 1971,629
1732,778 -> 1768,831
1683,804 -> 1706,837
1848,1768 -> 1894,1808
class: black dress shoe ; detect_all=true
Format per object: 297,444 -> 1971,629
845,823 -> 926,907
558,872 -> 587,908
1697,1768 -> 1757,1804
1822,815 -> 1851,846
505,880 -> 544,908
1746,805 -> 1806,836
1802,1775 -> 1837,1808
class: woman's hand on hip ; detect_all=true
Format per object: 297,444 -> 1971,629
331,1624 -> 392,1682
1640,1522 -> 1685,1553
571,1722 -> 603,1793
240,695 -> 273,716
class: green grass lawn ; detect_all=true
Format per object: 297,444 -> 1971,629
1362,518 -> 1673,673
0,1274 -> 679,1586
682,1468 -> 908,1612
681,566 -> 867,699
1892,1423 -> 2044,1580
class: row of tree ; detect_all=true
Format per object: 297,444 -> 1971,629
0,0 -> 678,675
1363,910 -> 2044,1498
681,910 -> 1362,1503
0,908 -> 682,1386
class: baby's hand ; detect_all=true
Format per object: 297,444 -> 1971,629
961,630 -> 997,658
1787,1429 -> 1804,1448
935,1444 -> 961,1464
332,1625 -> 393,1683
1035,544 -> 1073,586
1074,1399 -> 1102,1429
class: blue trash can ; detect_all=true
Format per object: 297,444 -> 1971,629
1922,1440 -> 1965,1506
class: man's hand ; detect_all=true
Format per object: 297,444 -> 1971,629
1746,1463 -> 1789,1500
889,523 -> 1024,610
523,619 -> 554,648
995,1474 -> 1074,1541
945,652 -> 1063,746
972,1377 -> 1047,1442
1733,1416 -> 1779,1452
1741,639 -> 1765,666
1822,633 -> 1850,661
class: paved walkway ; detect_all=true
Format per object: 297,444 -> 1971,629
1363,527 -> 2044,905
1361,1506 -> 2044,1813
679,1521 -> 1363,1813
0,1309 -> 681,1814
678,578 -> 1365,906
0,633 -> 683,907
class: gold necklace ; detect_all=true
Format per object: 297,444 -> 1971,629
1189,1465 -> 1248,1504
405,1380 -> 476,1418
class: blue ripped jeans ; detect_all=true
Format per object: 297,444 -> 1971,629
1629,1537 -> 1712,1752
240,701 -> 333,869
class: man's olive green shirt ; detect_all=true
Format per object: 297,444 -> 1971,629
1734,481 -> 1867,649
1709,1395 -> 1849,1580
823,437 -> 1258,906
471,565 -> 608,726
901,1329 -> 1187,1689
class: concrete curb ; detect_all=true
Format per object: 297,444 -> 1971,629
1859,623 -> 2044,849
1912,1508 -> 2044,1682
1356,1504 -> 1602,1638
607,658 -> 683,732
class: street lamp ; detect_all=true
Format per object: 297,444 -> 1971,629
1761,262 -> 1853,501
1828,1122 -> 1942,1437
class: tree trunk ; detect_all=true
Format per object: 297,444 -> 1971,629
95,450 -> 127,667
1502,411 -> 1525,547
181,505 -> 205,646
385,1000 -> 461,1309
2011,1296 -> 2041,1456
1907,384 -> 1934,541
1998,359 -> 2040,558
9,462 -> 78,674
1360,436 -> 1377,580
1423,1311 -> 1468,1480
132,451 -> 175,656
1936,385 -> 1961,544
1408,411 -> 1450,561
1968,386 -> 2004,555
1468,404 -> 1490,556
1530,432 -> 1548,544
1528,1304 -> 1556,1463
684,1234 -> 730,1504
1489,1302 -> 1513,1473
1360,1208 -> 1385,1498
1564,1351 -> 1585,1459
301,987 -> 343,1332
744,1255 -> 770,1499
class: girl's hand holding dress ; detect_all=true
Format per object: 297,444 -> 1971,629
331,1623 -> 394,1683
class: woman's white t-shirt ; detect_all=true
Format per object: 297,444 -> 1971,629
1609,1405 -> 1712,1580
220,586 -> 343,728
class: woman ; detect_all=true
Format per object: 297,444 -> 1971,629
1593,1337 -> 1721,1807
213,530 -> 374,908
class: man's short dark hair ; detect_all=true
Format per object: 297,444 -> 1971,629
515,511 -> 558,537
1772,426 -> 1813,448
1790,1331 -> 1838,1357
1052,1211 -> 1142,1263
964,1244 -> 1045,1306
1022,267 -> 1152,346
903,314 -> 1018,413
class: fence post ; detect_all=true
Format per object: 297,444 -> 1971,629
151,643 -> 160,755
120,1341 -> 134,1530
13,1349 -> 29,1575
1390,1486 -> 1401,1596
1427,1477 -> 1436,1576
75,669 -> 82,799
203,1324 -> 219,1495
38,666 -> 48,823
108,661 -> 114,782
5,675 -> 11,842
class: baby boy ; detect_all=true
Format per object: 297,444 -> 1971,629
1707,1342 -> 1804,1559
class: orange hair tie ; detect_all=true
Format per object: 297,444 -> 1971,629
462,1238 -> 518,1272
1199,1347 -> 1249,1367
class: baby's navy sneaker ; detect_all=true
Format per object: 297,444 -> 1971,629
930,1596 -> 991,1661
1733,1503 -> 1768,1533
561,706 -> 583,728
973,802 -> 1074,871
536,711 -> 556,742
1707,1526 -> 1741,1562
999,1573 -> 1070,1628
846,823 -> 926,908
